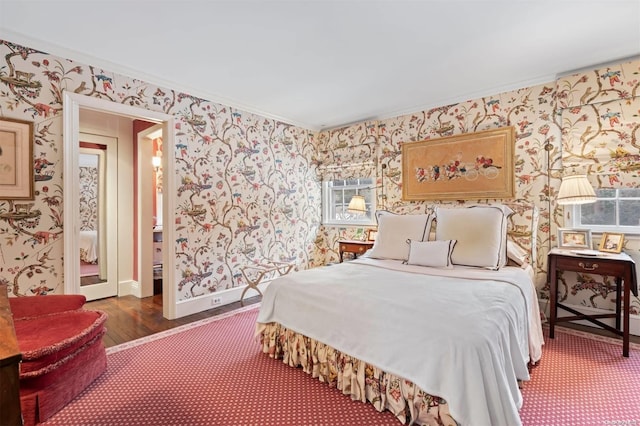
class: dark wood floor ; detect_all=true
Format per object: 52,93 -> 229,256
86,294 -> 639,349
85,294 -> 261,348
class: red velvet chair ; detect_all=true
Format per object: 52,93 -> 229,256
9,295 -> 107,425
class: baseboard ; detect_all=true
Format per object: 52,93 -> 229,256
118,280 -> 139,297
538,298 -> 640,337
174,281 -> 270,319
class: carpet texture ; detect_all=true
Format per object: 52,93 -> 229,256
520,327 -> 640,426
41,305 -> 399,426
41,305 -> 640,426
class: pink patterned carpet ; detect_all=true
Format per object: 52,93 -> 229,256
41,305 -> 640,426
520,327 -> 640,425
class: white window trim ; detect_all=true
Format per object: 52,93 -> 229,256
569,204 -> 640,237
322,179 -> 377,227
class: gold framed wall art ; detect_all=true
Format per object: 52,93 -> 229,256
401,126 -> 514,201
0,117 -> 34,200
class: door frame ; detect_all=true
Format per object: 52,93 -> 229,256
63,91 -> 178,319
137,124 -> 162,298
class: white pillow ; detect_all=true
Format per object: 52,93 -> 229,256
435,205 -> 513,269
507,240 -> 529,266
405,240 -> 457,268
368,213 -> 433,261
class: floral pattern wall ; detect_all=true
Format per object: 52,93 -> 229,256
0,36 -> 637,318
79,166 -> 98,231
0,39 -> 321,299
317,59 -> 640,317
316,84 -> 560,275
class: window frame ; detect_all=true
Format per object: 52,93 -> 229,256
571,188 -> 640,236
322,178 -> 377,227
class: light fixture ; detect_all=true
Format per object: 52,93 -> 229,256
557,174 -> 596,205
152,156 -> 161,172
347,195 -> 367,215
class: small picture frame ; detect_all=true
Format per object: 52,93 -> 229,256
558,228 -> 592,249
353,228 -> 365,241
367,229 -> 378,241
0,117 -> 34,200
599,232 -> 624,253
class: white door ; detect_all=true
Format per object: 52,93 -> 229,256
78,133 -> 118,300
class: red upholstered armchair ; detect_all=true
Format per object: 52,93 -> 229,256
9,294 -> 107,425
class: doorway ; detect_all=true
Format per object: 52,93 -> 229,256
63,92 -> 178,319
137,124 -> 163,299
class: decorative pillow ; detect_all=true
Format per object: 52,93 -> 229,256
368,213 -> 433,261
405,239 -> 457,268
506,240 -> 529,266
434,205 -> 513,269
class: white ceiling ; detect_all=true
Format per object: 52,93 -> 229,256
1,1 -> 639,131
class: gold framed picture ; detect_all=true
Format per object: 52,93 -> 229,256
599,232 -> 624,253
558,228 -> 592,250
401,126 -> 514,201
0,117 -> 34,200
367,229 -> 378,241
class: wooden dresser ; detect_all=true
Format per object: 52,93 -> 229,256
0,284 -> 22,425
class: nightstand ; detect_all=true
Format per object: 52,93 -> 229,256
548,248 -> 638,357
338,240 -> 374,263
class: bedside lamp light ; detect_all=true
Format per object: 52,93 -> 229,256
347,195 -> 367,215
557,174 -> 596,205
152,156 -> 162,172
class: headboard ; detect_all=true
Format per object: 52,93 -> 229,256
503,202 -> 539,270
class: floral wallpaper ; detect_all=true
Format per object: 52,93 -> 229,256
79,166 -> 98,231
316,84 -> 559,278
317,59 -> 640,318
0,39 -> 321,299
0,35 -> 637,320
556,61 -> 640,315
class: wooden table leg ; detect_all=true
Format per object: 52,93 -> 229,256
549,257 -> 557,339
615,277 -> 622,331
623,271 -> 631,357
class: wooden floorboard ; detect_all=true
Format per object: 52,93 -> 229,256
85,294 -> 261,348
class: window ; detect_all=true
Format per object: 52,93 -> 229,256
322,178 -> 376,226
574,188 -> 640,234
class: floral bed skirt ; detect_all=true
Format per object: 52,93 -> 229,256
258,322 -> 458,426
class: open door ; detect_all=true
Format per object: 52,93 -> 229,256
77,137 -> 118,301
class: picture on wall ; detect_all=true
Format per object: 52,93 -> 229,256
0,117 -> 34,200
401,126 -> 515,201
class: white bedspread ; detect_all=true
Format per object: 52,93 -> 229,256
256,258 -> 543,426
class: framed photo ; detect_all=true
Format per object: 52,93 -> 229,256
402,126 -> 514,201
0,117 -> 34,200
367,229 -> 378,241
558,228 -> 592,249
599,232 -> 624,253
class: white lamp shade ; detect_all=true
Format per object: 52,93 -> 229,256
557,174 -> 596,205
347,195 -> 367,214
152,156 -> 162,168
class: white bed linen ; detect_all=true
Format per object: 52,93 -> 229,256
256,258 -> 543,426
79,230 -> 98,263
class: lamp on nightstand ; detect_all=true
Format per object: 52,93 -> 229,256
556,174 -> 596,205
347,195 -> 367,215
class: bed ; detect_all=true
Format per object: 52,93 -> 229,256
256,204 -> 544,426
79,230 -> 98,264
